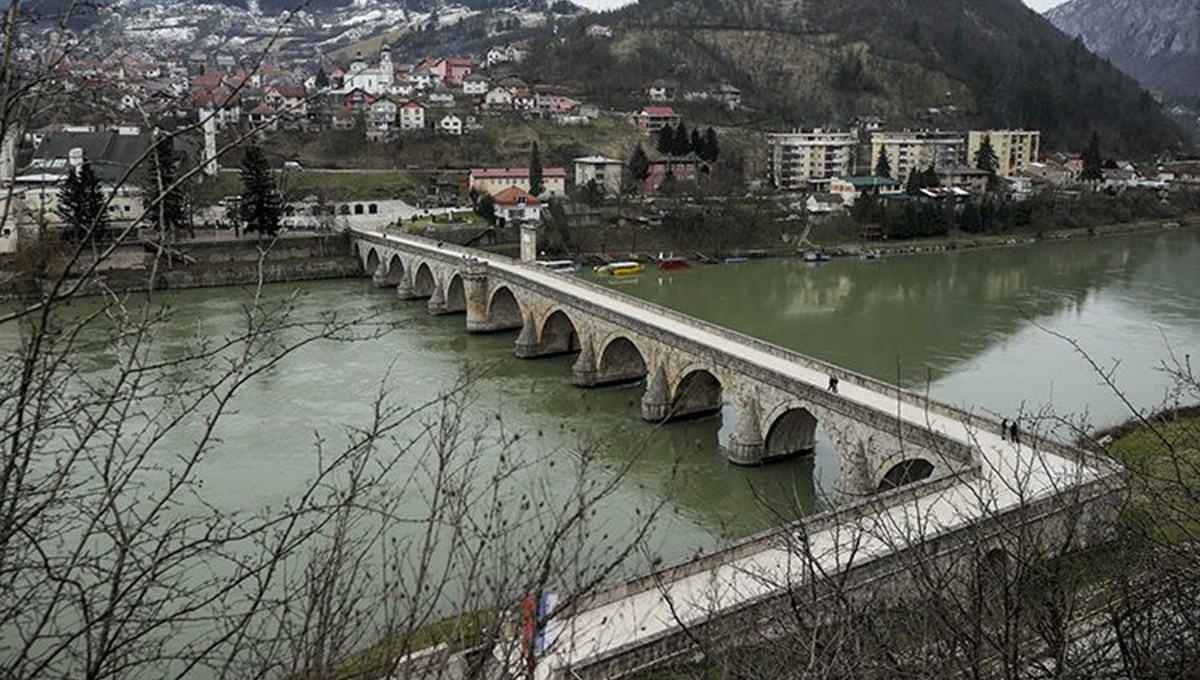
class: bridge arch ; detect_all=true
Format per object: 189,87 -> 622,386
671,368 -> 723,420
412,262 -> 436,298
764,407 -> 819,459
363,247 -> 381,276
445,274 -> 466,312
877,458 -> 935,492
596,336 -> 648,385
487,286 -> 523,329
538,309 -> 581,356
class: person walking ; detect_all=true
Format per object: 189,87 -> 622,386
828,376 -> 839,393
1009,420 -> 1020,445
1001,418 -> 1009,441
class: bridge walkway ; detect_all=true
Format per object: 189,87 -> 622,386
351,229 -> 1114,679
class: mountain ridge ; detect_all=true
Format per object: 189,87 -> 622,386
1045,0 -> 1200,105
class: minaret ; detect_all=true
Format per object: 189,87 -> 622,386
379,44 -> 393,90
199,108 -> 219,178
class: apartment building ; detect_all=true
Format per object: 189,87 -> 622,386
869,130 -> 965,183
766,128 -> 857,191
967,130 -> 1041,178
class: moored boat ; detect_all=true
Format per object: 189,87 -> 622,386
657,257 -> 691,271
803,251 -> 830,263
593,261 -> 646,276
536,259 -> 580,274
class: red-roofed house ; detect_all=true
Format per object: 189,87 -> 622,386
636,106 -> 680,133
263,85 -> 308,117
492,186 -> 542,223
469,167 -> 566,197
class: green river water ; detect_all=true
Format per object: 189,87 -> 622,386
18,229 -> 1200,573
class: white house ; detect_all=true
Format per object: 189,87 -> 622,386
492,186 -> 542,223
398,101 -> 426,131
437,114 -> 463,136
462,73 -> 490,96
573,155 -> 623,195
484,86 -> 513,109
427,89 -> 455,108
369,99 -> 397,130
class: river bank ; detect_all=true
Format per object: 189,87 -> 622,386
0,231 -> 360,298
517,212 -> 1200,265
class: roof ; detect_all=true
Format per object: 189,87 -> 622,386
641,106 -> 677,116
807,193 -> 844,204
575,155 -> 622,165
836,175 -> 898,188
471,167 -> 567,179
493,186 -> 541,206
937,165 -> 990,177
26,130 -> 155,185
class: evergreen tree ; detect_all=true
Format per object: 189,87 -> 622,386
702,127 -> 720,162
689,128 -> 703,158
627,143 -> 650,193
315,67 -> 329,89
656,125 -> 674,155
672,121 -> 690,156
974,134 -> 998,175
59,162 -> 109,243
875,147 -> 892,179
1081,130 -> 1104,182
239,144 -> 282,236
142,133 -> 187,235
528,140 -> 544,196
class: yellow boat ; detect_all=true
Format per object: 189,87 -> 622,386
593,261 -> 645,276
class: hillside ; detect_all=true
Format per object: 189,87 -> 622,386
517,0 -> 1188,156
1046,0 -> 1200,105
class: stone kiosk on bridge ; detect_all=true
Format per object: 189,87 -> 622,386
351,227 -> 1123,680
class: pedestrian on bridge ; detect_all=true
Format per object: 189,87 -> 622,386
828,376 -> 839,393
1010,420 -> 1020,445
1001,418 -> 1009,441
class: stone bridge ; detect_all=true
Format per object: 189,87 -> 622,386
350,228 -> 1122,680
354,229 -> 978,495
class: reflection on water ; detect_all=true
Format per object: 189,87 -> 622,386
610,230 -> 1200,430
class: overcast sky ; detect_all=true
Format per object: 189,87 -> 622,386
574,0 -> 1069,13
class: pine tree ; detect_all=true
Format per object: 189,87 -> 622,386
1080,130 -> 1104,182
974,134 -> 998,175
702,127 -> 720,162
875,147 -> 891,179
142,133 -> 187,235
672,121 -> 691,156
689,128 -> 703,158
627,143 -> 650,193
239,144 -> 282,236
315,67 -> 329,89
59,162 -> 109,243
656,125 -> 674,155
528,140 -> 544,196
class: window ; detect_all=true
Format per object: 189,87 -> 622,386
368,204 -> 378,215
354,204 -> 364,215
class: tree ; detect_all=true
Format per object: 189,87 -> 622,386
690,128 -> 703,158
1081,130 -> 1104,182
627,143 -> 650,193
142,133 -> 188,237
528,140 -> 544,197
875,146 -> 892,179
974,133 -> 999,175
59,161 -> 109,243
239,144 -> 283,236
315,66 -> 329,89
672,121 -> 691,156
656,125 -> 674,155
701,127 -> 720,163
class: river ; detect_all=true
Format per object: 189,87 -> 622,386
17,229 -> 1200,575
